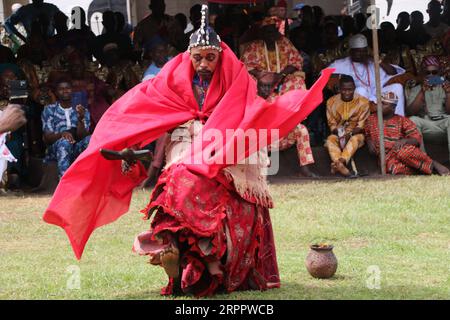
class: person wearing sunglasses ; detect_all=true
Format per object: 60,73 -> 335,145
406,55 -> 450,164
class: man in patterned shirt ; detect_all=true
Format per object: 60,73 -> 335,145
365,91 -> 449,175
243,16 -> 317,177
41,78 -> 91,179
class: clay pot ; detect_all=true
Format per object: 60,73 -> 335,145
305,244 -> 338,279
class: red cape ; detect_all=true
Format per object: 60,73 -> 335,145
43,42 -> 333,259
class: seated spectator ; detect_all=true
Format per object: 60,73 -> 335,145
66,53 -> 113,129
241,16 -> 306,101
257,73 -> 317,177
242,16 -> 316,177
325,75 -> 370,176
95,43 -> 139,102
329,34 -> 406,115
142,36 -> 171,81
406,56 -> 450,163
424,0 -> 449,39
41,79 -> 91,179
365,91 -> 449,175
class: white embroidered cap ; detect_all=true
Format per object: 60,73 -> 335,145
349,34 -> 368,49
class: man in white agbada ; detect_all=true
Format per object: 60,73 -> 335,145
329,34 -> 406,115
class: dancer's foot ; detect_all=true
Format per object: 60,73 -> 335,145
160,246 -> 180,279
335,159 -> 350,177
432,161 -> 450,176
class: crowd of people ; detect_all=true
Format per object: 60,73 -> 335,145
1,0 -> 450,193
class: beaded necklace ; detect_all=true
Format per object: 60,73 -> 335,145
351,61 -> 371,88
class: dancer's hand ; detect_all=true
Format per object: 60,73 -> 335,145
121,148 -> 137,174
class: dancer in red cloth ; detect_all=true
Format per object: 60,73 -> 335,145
43,5 -> 333,296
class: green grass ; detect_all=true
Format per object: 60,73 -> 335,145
0,176 -> 449,300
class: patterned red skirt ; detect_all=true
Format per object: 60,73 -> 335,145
133,163 -> 280,297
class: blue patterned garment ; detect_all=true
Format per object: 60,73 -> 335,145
41,102 -> 91,179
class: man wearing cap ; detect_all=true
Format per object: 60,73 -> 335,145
242,16 -> 317,177
43,3 -> 332,297
406,55 -> 450,163
329,34 -> 406,116
365,91 -> 449,175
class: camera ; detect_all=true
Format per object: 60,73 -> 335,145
7,80 -> 28,103
426,75 -> 446,86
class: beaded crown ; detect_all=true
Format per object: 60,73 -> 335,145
188,4 -> 222,52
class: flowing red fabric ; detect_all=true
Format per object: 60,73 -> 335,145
43,41 -> 333,260
133,164 -> 280,296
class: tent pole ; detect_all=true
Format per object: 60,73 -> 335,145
370,0 -> 386,175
